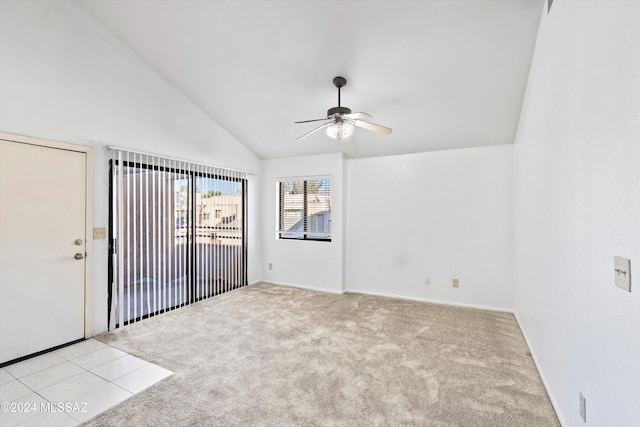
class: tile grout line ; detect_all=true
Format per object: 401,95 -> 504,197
1,340 -> 171,426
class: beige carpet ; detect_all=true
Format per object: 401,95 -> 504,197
86,283 -> 559,426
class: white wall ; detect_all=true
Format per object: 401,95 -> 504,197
0,0 -> 261,335
346,145 -> 513,311
261,153 -> 345,293
513,1 -> 640,426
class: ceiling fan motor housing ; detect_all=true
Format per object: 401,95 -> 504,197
327,106 -> 352,117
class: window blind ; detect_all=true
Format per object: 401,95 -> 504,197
109,148 -> 247,329
277,176 -> 332,241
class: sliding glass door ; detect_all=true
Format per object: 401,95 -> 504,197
109,151 -> 247,329
192,173 -> 245,301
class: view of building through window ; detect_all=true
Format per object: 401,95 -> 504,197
110,156 -> 246,328
278,178 -> 331,241
174,177 -> 243,247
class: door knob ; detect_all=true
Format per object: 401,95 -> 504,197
74,239 -> 84,246
74,253 -> 84,260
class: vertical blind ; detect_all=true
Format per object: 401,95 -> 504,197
109,148 -> 247,330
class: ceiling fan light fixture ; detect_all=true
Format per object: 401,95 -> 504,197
342,121 -> 354,137
326,121 -> 354,139
326,124 -> 338,139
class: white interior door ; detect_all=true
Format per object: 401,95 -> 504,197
0,139 -> 87,364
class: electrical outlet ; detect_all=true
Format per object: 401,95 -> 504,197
579,392 -> 586,422
268,263 -> 273,271
424,276 -> 430,285
452,278 -> 459,288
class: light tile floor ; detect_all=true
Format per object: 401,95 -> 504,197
0,339 -> 172,426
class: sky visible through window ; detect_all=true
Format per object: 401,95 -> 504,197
174,177 -> 242,195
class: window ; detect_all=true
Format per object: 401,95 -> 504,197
278,177 -> 331,241
109,149 -> 248,329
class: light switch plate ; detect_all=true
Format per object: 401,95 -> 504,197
93,227 -> 106,239
614,256 -> 631,292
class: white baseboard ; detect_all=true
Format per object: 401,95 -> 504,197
513,312 -> 566,427
246,282 -> 564,424
260,280 -> 345,295
254,281 -> 510,312
345,288 -> 513,313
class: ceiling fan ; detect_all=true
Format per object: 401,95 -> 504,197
295,76 -> 392,144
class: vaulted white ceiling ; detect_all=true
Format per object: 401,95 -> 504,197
76,0 -> 543,159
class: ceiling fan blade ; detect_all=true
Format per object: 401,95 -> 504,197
295,121 -> 332,141
343,112 -> 372,119
353,119 -> 392,135
294,118 -> 328,124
